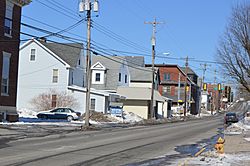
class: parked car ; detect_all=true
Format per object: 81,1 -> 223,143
37,108 -> 81,121
224,112 -> 238,124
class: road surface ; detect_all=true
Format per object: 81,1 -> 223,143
0,114 -> 225,166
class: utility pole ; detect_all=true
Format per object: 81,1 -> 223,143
212,69 -> 217,115
177,72 -> 181,106
79,0 -> 99,127
199,63 -> 210,115
145,18 -> 164,119
184,56 -> 189,117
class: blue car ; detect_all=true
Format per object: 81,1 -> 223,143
37,108 -> 81,121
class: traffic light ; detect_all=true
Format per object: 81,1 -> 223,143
218,83 -> 221,91
203,83 -> 207,91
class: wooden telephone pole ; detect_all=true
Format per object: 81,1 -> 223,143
79,0 -> 99,127
144,18 -> 164,119
184,56 -> 189,117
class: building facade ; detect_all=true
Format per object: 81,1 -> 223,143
0,0 -> 31,121
146,64 -> 200,115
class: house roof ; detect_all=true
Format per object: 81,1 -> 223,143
117,87 -> 164,102
129,67 -> 152,82
125,56 -> 145,67
92,55 -> 125,69
180,67 -> 197,76
124,56 -> 153,82
146,64 -> 195,85
41,41 -> 83,67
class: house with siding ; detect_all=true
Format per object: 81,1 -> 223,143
91,55 -> 170,119
18,39 -> 123,114
91,55 -> 130,91
0,0 -> 31,122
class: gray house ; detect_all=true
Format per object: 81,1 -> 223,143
91,55 -> 130,91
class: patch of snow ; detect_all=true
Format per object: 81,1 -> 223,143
124,112 -> 143,123
0,121 -> 82,127
108,112 -> 143,123
17,108 -> 38,118
244,137 -> 250,142
225,117 -> 250,135
174,152 -> 250,166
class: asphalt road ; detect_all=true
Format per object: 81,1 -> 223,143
0,114 -> 225,166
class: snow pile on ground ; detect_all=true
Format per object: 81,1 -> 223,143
225,118 -> 250,135
124,112 -> 143,123
108,112 -> 144,123
17,108 -> 38,118
175,151 -> 250,166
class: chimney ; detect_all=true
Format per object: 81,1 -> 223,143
39,37 -> 47,43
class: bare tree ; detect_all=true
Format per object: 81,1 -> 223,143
217,2 -> 250,93
30,89 -> 79,111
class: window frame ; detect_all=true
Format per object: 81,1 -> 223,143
52,69 -> 59,83
90,98 -> 96,111
1,52 -> 11,96
118,73 -> 121,82
95,73 -> 101,82
4,1 -> 14,37
51,94 -> 57,108
125,74 -> 127,83
30,49 -> 36,61
163,73 -> 171,81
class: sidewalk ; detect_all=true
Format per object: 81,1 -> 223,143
225,132 -> 250,153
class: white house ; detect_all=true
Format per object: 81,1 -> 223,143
17,39 -> 123,114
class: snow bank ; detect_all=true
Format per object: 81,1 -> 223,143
225,117 -> 250,135
175,152 -> 250,166
107,112 -> 143,123
124,112 -> 143,123
17,108 -> 38,118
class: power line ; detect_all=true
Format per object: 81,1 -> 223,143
43,0 -> 80,18
42,19 -> 85,38
92,21 -> 151,54
34,0 -> 80,21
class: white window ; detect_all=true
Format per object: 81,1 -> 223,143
90,98 -> 96,110
4,1 -> 14,37
1,52 -> 11,95
162,86 -> 171,93
30,49 -> 36,61
52,69 -> 59,83
95,73 -> 100,82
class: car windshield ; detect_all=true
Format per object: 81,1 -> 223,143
226,113 -> 236,116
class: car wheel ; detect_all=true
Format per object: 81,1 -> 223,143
40,115 -> 47,119
67,116 -> 73,122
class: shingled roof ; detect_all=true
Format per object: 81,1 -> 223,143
41,42 -> 83,67
180,67 -> 197,76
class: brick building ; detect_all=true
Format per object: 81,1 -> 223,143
146,64 -> 200,115
0,0 -> 31,121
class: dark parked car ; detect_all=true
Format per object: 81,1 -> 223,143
37,108 -> 81,121
224,112 -> 238,124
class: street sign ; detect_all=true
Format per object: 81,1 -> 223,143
110,107 -> 123,117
